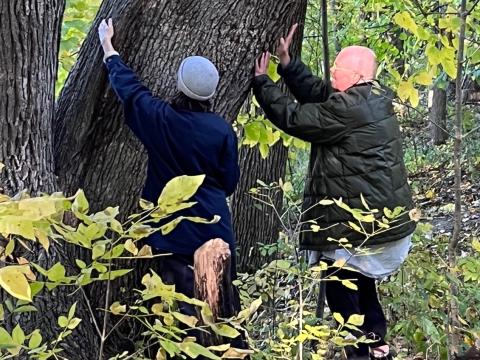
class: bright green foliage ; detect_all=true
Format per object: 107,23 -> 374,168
56,0 -> 101,96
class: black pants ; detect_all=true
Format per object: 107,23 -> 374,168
326,265 -> 387,357
148,253 -> 246,358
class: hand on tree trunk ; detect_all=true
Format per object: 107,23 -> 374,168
277,23 -> 298,68
98,18 -> 116,53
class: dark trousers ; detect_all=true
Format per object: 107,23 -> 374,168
147,253 -> 246,358
326,265 -> 387,357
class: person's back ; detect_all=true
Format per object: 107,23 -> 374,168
253,26 -> 415,360
135,101 -> 239,254
98,18 -> 244,355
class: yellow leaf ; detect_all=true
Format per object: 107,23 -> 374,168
347,314 -> 365,326
5,238 -> 15,257
425,189 -> 435,199
360,194 -> 370,210
158,175 -> 205,208
319,199 -> 334,206
160,215 -> 221,235
137,244 -> 153,257
332,258 -> 347,268
110,301 -> 127,315
0,162 -> 4,172
34,229 -> 50,251
415,71 -> 433,86
472,238 -> 480,252
333,312 -> 345,325
124,239 -> 138,255
310,224 -> 321,232
342,279 -> 358,290
0,266 -> 32,302
221,347 -> 253,359
348,221 -> 362,233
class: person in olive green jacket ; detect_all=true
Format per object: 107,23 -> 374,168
253,24 -> 416,360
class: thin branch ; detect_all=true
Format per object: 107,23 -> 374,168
464,125 -> 480,138
81,287 -> 102,338
467,0 -> 480,15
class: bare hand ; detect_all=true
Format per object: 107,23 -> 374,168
98,18 -> 114,46
277,23 -> 298,68
255,52 -> 271,77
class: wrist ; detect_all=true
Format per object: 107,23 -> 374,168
280,53 -> 291,68
101,39 -> 115,53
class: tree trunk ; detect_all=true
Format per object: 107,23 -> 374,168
448,1 -> 467,358
232,142 -> 289,272
52,0 -> 309,357
0,0 -> 63,195
232,10 -> 307,273
429,86 -> 448,145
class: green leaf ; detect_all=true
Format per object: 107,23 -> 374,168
172,312 -> 198,327
58,316 -> 69,328
67,318 -> 82,330
267,58 -> 281,82
212,324 -> 240,339
28,330 -> 42,349
13,305 -> 37,314
72,189 -> 89,214
179,341 -> 221,359
12,324 -> 25,346
47,263 -> 66,282
160,339 -> 181,357
92,243 -> 106,260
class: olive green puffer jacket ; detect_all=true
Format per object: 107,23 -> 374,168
252,57 -> 416,251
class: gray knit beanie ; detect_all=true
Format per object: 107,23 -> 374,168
177,56 -> 219,101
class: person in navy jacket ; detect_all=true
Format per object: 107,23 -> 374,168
98,18 -> 242,339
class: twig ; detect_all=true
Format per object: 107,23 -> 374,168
97,245 -> 114,360
467,0 -> 480,15
81,287 -> 102,338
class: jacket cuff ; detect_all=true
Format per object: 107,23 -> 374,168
103,51 -> 120,64
277,55 -> 301,77
252,74 -> 272,90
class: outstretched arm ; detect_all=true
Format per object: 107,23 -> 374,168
98,19 -> 167,147
253,53 -> 350,144
275,24 -> 332,104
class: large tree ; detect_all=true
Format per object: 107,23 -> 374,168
0,0 -> 66,349
0,0 -> 64,195
51,0 -> 308,357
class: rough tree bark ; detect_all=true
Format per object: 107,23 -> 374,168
232,11 -> 307,273
0,0 -> 66,352
0,0 -> 64,195
52,0 -> 310,357
232,142 -> 289,272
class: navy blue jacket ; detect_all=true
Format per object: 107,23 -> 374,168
105,55 -> 240,255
